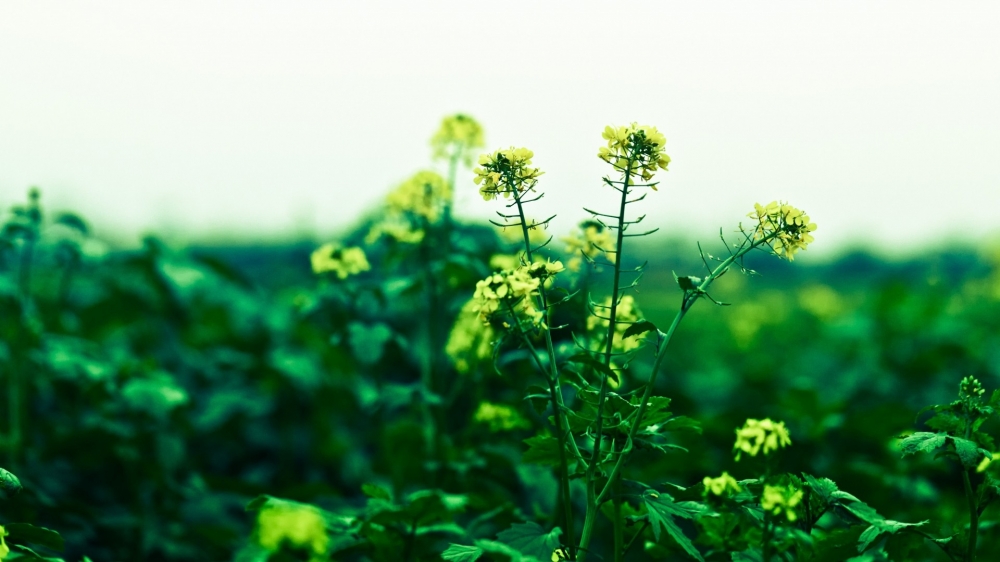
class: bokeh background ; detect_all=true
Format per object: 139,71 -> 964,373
1,2 -> 999,561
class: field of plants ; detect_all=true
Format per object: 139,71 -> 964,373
0,115 -> 998,561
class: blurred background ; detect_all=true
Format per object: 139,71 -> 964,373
1,2 -> 999,561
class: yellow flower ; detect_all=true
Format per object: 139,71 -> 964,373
703,472 -> 741,497
598,123 -> 670,183
310,243 -> 371,279
474,147 -> 544,202
0,525 -> 8,561
385,170 -> 450,222
587,295 -> 644,353
365,221 -> 425,245
761,484 -> 803,522
471,260 -> 563,328
563,220 -> 616,272
474,402 -> 531,432
446,298 -> 495,373
257,504 -> 329,560
733,418 -> 792,460
747,201 -> 817,260
431,113 -> 485,165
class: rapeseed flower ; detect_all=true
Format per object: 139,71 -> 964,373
563,220 -> 616,272
598,123 -> 671,183
474,402 -> 531,432
446,298 -> 495,373
257,503 -> 329,561
310,244 -> 370,279
471,260 -> 564,327
474,147 -> 543,202
747,201 -> 817,260
733,418 -> 792,460
431,114 -> 485,165
761,484 -> 803,522
703,472 -> 741,497
385,170 -> 450,222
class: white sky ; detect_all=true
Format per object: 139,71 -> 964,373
1,1 -> 998,256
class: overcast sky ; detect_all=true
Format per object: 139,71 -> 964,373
1,1 -> 998,256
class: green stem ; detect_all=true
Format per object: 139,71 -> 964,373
621,520 -> 649,558
962,469 -> 978,562
612,471 -> 623,562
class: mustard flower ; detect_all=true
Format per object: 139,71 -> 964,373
365,220 -> 425,245
474,401 -> 531,432
598,123 -> 671,183
703,472 -> 741,497
310,243 -> 371,279
563,220 -> 616,272
747,201 -> 817,260
587,294 -> 644,353
446,298 -> 496,373
431,113 -> 485,165
761,484 -> 803,522
385,170 -> 450,222
733,418 -> 792,460
474,147 -> 544,202
471,260 -> 563,327
257,504 -> 329,560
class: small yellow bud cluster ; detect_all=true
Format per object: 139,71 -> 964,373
310,243 -> 370,279
761,484 -> 803,522
960,375 -> 986,400
431,114 -> 486,164
747,201 -> 817,261
563,220 -> 616,272
474,147 -> 544,202
733,418 -> 792,460
257,504 -> 329,561
587,295 -> 644,353
703,472 -> 741,497
473,401 -> 531,432
598,123 -> 671,183
472,260 -> 564,327
385,170 -> 450,222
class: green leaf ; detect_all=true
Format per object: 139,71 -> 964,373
952,436 -> 988,468
54,212 -> 89,235
496,521 -> 562,561
9,544 -> 65,561
0,467 -> 22,499
362,483 -> 393,501
566,353 -> 619,385
644,494 -> 705,561
622,320 -> 656,340
899,432 -> 947,457
857,519 -> 927,553
522,435 -> 563,467
5,524 -> 64,552
442,544 -> 483,562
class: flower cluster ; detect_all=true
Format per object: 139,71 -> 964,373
703,472 -> 741,497
256,503 -> 329,561
385,170 -> 450,222
474,401 -> 531,432
474,147 -> 544,202
430,113 -> 485,164
761,484 -> 803,522
598,123 -> 671,183
310,243 -> 370,279
472,260 -> 564,327
733,418 -> 792,460
445,298 -> 496,374
747,201 -> 817,261
960,375 -> 986,400
563,220 -> 616,272
587,294 -> 644,353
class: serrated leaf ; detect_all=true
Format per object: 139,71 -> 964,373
899,432 -> 947,457
496,521 -> 562,561
5,524 -> 64,552
802,473 -> 839,503
442,544 -> 484,562
858,519 -> 927,553
952,436 -> 988,468
522,435 -> 563,467
622,320 -> 656,340
644,494 -> 705,561
0,467 -> 22,499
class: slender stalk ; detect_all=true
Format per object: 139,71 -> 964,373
612,471 -> 623,562
963,414 -> 979,561
621,520 -> 650,558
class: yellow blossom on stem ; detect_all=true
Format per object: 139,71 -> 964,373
446,298 -> 495,374
310,243 -> 370,279
473,147 -> 544,202
761,484 -> 803,522
587,294 -> 644,353
431,114 -> 485,165
703,472 -> 741,496
385,170 -> 450,222
733,418 -> 792,460
747,201 -> 817,260
471,260 -> 564,328
474,401 -> 531,432
563,220 -> 616,272
598,123 -> 671,183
